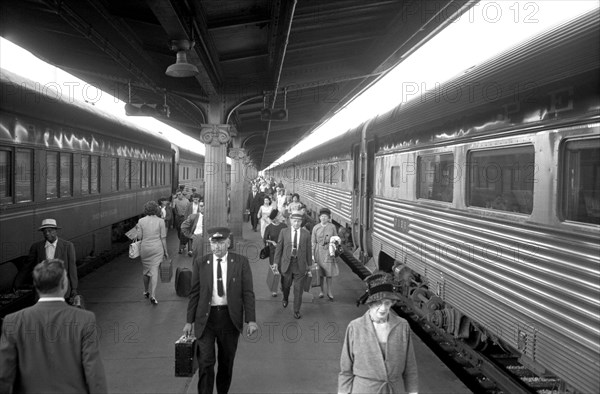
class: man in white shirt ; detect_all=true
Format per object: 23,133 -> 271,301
180,200 -> 205,257
183,227 -> 258,394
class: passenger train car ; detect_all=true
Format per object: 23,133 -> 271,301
270,11 -> 599,394
0,70 -> 205,278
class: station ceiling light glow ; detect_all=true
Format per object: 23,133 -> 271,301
265,0 -> 599,171
0,36 -> 225,162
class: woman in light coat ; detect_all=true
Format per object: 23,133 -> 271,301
311,207 -> 339,300
136,200 -> 169,305
339,272 -> 418,394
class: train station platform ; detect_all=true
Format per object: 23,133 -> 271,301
78,222 -> 471,394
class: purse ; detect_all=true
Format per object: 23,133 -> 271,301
259,245 -> 269,260
129,240 -> 141,259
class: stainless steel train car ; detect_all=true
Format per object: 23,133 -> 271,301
269,11 -> 599,393
0,69 -> 204,270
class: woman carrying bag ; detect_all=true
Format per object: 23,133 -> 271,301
263,209 -> 287,296
136,200 -> 169,305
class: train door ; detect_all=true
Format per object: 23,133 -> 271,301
351,136 -> 376,261
171,145 -> 180,193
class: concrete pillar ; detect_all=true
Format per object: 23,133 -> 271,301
200,124 -> 231,230
228,147 -> 247,239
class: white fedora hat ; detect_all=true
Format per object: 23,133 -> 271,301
38,218 -> 61,231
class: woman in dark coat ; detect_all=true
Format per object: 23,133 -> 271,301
263,209 -> 287,296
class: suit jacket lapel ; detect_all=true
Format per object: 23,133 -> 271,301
227,254 -> 236,289
204,254 -> 214,294
55,239 -> 64,257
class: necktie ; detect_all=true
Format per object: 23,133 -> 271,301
292,230 -> 298,257
217,258 -> 224,297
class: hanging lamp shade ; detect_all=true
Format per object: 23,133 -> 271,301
166,50 -> 199,77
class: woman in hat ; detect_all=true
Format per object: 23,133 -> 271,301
311,207 -> 339,300
136,200 -> 169,305
339,272 -> 418,394
263,209 -> 288,296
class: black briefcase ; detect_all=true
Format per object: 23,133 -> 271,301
175,334 -> 198,377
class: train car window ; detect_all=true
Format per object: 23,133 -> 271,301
0,149 -> 12,204
46,151 -> 58,199
124,159 -> 132,189
141,161 -> 146,188
561,137 -> 600,225
111,158 -> 118,192
467,146 -> 534,213
81,155 -> 90,195
330,165 -> 335,184
90,156 -> 99,194
60,153 -> 72,197
417,154 -> 454,202
15,149 -> 32,203
391,166 -> 401,188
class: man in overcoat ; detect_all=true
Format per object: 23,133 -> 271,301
183,227 -> 258,394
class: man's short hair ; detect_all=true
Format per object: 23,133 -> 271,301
33,259 -> 66,293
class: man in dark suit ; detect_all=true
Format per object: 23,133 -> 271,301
183,227 -> 257,394
27,218 -> 80,306
0,259 -> 107,394
180,207 -> 205,259
246,184 -> 264,232
273,211 -> 313,319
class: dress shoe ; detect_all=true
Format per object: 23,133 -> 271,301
187,251 -> 193,257
271,292 -> 277,297
282,299 -> 288,308
328,295 -> 334,302
143,291 -> 150,299
150,297 -> 158,305
294,312 -> 301,319
318,292 -> 324,298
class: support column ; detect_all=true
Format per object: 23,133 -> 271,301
200,124 -> 231,231
228,147 -> 247,239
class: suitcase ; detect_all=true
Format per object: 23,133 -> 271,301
175,267 -> 192,297
303,272 -> 312,292
310,266 -> 321,288
175,334 -> 198,377
266,265 -> 280,293
160,258 -> 173,283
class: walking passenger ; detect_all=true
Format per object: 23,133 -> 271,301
0,259 -> 107,394
26,218 -> 79,306
312,207 -> 339,301
257,195 -> 274,238
172,191 -> 190,253
136,200 -> 169,305
183,227 -> 258,394
273,211 -> 312,319
339,271 -> 418,394
263,209 -> 288,296
246,184 -> 264,232
180,199 -> 205,259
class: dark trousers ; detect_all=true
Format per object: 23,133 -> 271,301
249,210 -> 258,230
197,307 -> 240,394
282,258 -> 306,313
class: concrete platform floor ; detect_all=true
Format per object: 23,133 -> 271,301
78,222 -> 471,394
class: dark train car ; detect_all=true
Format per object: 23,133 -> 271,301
270,11 -> 599,394
0,70 -> 180,289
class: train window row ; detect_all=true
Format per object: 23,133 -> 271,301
389,138 -> 599,225
180,166 -> 204,181
298,165 -> 345,184
0,146 -> 170,205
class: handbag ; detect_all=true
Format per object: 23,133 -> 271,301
129,240 -> 141,259
160,257 -> 173,283
259,245 -> 270,260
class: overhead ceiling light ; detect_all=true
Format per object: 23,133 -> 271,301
165,39 -> 199,78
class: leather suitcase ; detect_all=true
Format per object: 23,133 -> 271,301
175,267 -> 192,297
160,258 -> 173,283
266,265 -> 280,293
310,266 -> 321,288
303,272 -> 312,292
175,334 -> 198,377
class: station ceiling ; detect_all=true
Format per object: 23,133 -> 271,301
0,0 -> 468,169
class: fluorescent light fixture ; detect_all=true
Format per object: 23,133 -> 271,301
265,0 -> 599,171
0,36 -> 223,162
